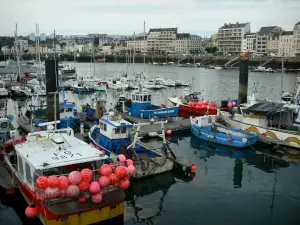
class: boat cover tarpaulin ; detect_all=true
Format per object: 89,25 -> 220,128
244,102 -> 293,127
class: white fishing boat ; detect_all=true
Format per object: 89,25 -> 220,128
107,77 -> 129,90
162,79 -> 176,87
143,79 -> 164,89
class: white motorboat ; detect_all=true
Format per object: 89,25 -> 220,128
252,66 -> 265,72
143,79 -> 164,89
10,85 -> 32,97
162,79 -> 176,87
265,68 -> 275,73
175,79 -> 190,87
0,80 -> 9,97
107,77 -> 129,90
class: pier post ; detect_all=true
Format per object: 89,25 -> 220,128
238,57 -> 249,105
45,60 -> 60,124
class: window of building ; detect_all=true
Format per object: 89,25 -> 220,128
25,162 -> 32,183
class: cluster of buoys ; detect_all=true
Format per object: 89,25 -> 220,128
26,154 -> 135,218
188,101 -> 217,111
227,101 -> 237,108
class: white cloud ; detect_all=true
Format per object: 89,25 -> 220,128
0,0 -> 299,36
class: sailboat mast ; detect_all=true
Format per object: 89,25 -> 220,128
143,21 -> 146,73
133,32 -> 135,74
15,23 -> 21,80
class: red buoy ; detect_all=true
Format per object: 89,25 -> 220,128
25,204 -> 38,218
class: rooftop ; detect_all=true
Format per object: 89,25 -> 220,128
281,31 -> 294,36
16,131 -> 107,170
149,28 -> 177,33
296,21 -> 300,25
257,26 -> 280,36
177,33 -> 190,39
100,117 -> 133,128
219,22 -> 248,29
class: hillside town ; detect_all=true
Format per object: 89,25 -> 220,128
0,21 -> 299,58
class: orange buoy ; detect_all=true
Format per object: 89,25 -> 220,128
89,181 -> 101,194
81,168 -> 93,182
127,165 -> 136,175
25,204 -> 38,218
78,180 -> 90,191
109,173 -> 120,185
119,179 -> 130,190
91,193 -> 102,204
100,164 -> 112,176
98,176 -> 111,188
58,176 -> 69,189
68,171 -> 82,185
36,176 -> 48,189
114,166 -> 128,179
117,154 -> 126,163
66,185 -> 80,198
47,176 -> 59,188
190,165 -> 197,171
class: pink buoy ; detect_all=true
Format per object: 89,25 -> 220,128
58,176 -> 69,189
127,165 -> 136,175
166,130 -> 172,135
119,179 -> 130,190
81,168 -> 93,182
198,101 -> 203,105
66,184 -> 80,198
44,187 -> 60,199
188,101 -> 193,106
98,176 -> 111,188
228,102 -> 233,108
206,105 -> 210,110
91,193 -> 103,204
47,176 -> 59,188
232,101 -> 237,106
89,181 -> 101,194
36,176 -> 48,189
109,173 -> 120,185
201,104 -> 206,109
126,159 -> 134,166
68,171 -> 82,185
60,189 -> 67,198
211,102 -> 217,107
117,154 -> 126,163
196,105 -> 201,109
78,180 -> 90,191
203,100 -> 208,105
25,204 -> 38,218
100,164 -> 112,176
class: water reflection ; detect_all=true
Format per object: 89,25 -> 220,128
124,169 -> 194,224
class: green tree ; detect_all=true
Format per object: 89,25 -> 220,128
205,46 -> 218,54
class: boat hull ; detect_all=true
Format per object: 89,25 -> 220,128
221,111 -> 300,149
191,122 -> 257,148
10,89 -> 30,97
127,105 -> 179,119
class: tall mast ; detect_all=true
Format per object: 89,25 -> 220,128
143,21 -> 146,73
133,32 -> 136,75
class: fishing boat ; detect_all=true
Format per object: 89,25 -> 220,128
1,123 -> 125,225
123,88 -> 179,119
220,102 -> 300,149
0,80 -> 9,97
71,81 -> 93,93
143,79 -> 164,89
191,115 -> 258,148
89,114 -> 187,179
168,89 -> 217,117
60,64 -> 76,75
107,77 -> 129,90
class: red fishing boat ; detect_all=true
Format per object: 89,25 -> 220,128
1,123 -> 133,225
168,90 -> 217,118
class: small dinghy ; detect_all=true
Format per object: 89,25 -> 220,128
190,115 -> 258,148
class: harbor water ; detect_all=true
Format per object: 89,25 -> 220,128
1,63 -> 300,225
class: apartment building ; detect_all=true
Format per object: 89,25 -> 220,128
279,31 -> 294,57
243,33 -> 256,53
126,36 -> 147,53
256,26 -> 282,55
267,35 -> 279,56
147,28 -> 177,53
217,22 -> 250,55
175,33 -> 190,53
294,21 -> 300,57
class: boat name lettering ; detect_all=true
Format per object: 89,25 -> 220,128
153,110 -> 174,115
52,152 -> 82,160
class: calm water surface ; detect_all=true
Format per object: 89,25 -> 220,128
1,63 -> 300,225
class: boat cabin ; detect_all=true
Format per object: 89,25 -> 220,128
59,101 -> 77,117
99,116 -> 133,140
12,130 -> 107,190
193,115 -> 216,127
181,91 -> 201,103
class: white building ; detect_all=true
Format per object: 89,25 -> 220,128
102,45 -> 112,55
28,33 -> 35,41
279,31 -> 294,57
126,36 -> 148,53
267,35 -> 279,56
256,26 -> 282,56
243,33 -> 256,53
217,22 -> 251,55
294,21 -> 300,57
40,33 -> 46,41
175,33 -> 190,54
147,28 -> 177,53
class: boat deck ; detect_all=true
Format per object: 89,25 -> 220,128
124,115 -> 191,137
0,161 -> 15,192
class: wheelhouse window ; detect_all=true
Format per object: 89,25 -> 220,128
148,95 -> 152,101
18,155 -> 24,175
60,108 -> 65,113
121,127 -> 126,134
25,162 -> 32,183
100,122 -> 104,130
115,128 -> 121,134
66,108 -> 73,112
143,95 -> 147,101
103,123 -> 107,131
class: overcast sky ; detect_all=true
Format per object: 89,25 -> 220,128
0,0 -> 299,37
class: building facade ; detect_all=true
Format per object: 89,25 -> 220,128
267,35 -> 279,56
126,36 -> 148,53
243,33 -> 256,53
28,33 -> 35,42
175,33 -> 190,54
217,22 -> 250,55
294,21 -> 300,57
279,31 -> 294,57
147,28 -> 177,54
256,26 -> 282,55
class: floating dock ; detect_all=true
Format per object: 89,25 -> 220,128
124,115 -> 191,137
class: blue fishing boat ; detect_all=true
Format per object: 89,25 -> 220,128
122,89 -> 179,119
190,115 -> 258,148
89,113 -> 181,179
